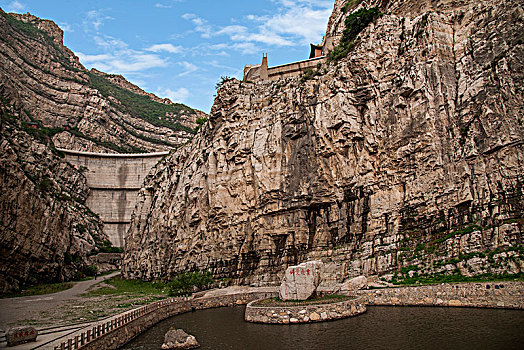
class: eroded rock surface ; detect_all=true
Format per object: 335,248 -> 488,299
123,0 -> 523,285
0,102 -> 107,293
342,276 -> 368,292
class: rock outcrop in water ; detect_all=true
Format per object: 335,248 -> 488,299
122,0 -> 521,285
0,10 -> 204,153
0,100 -> 107,293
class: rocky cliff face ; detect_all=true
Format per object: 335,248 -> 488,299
124,0 -> 523,285
0,100 -> 107,293
0,11 -> 202,153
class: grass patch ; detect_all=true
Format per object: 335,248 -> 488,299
300,64 -> 323,83
252,294 -> 352,307
342,0 -> 363,13
432,224 -> 483,244
392,272 -> 524,286
1,282 -> 74,299
88,71 -> 196,134
68,126 -> 145,154
84,276 -> 168,297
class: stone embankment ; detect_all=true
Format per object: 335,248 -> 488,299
49,291 -> 277,350
245,297 -> 366,324
356,281 -> 524,309
48,281 -> 523,349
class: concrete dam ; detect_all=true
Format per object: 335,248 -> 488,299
59,149 -> 169,247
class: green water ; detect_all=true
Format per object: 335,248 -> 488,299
121,305 -> 524,349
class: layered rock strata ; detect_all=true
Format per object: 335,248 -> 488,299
0,10 -> 203,153
0,101 -> 107,292
123,0 -> 523,285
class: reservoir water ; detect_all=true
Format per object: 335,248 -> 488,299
121,306 -> 524,349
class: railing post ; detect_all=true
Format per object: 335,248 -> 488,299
67,339 -> 72,350
74,335 -> 79,349
61,342 -> 65,350
87,330 -> 91,342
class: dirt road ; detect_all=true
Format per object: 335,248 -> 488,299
0,271 -> 120,331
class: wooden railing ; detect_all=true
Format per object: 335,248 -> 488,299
53,296 -> 190,350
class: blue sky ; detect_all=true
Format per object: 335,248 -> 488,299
1,0 -> 334,112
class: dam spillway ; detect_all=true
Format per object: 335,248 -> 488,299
59,148 -> 169,247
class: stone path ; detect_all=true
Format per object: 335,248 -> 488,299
0,271 -> 120,332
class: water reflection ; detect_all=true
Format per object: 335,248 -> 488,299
121,306 -> 524,350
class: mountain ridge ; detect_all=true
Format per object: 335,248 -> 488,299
0,9 -> 206,153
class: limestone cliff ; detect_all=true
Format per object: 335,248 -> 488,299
0,99 -> 107,293
123,0 -> 523,285
0,10 -> 203,153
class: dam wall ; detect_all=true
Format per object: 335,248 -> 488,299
59,149 -> 169,247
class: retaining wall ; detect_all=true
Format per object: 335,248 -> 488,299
59,149 -> 168,247
245,297 -> 366,324
267,56 -> 326,81
356,281 -> 524,309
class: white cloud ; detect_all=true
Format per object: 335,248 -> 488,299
180,0 -> 330,54
76,52 -> 113,63
76,49 -> 168,74
248,4 -> 332,45
177,61 -> 198,76
146,43 -> 183,54
93,35 -> 128,50
5,1 -> 25,12
230,42 -> 259,54
273,0 -> 333,8
110,54 -> 167,72
58,22 -> 73,33
84,9 -> 114,32
181,13 -> 212,38
155,0 -> 185,8
156,87 -> 190,103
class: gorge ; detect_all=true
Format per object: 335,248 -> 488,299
0,0 -> 522,300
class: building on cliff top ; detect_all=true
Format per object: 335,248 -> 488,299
243,40 -> 327,82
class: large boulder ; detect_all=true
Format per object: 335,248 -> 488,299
279,261 -> 323,300
6,326 -> 37,346
161,329 -> 199,349
342,276 -> 368,292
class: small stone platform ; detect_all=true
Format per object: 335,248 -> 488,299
244,297 -> 366,324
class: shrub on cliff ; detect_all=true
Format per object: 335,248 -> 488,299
215,76 -> 234,90
329,7 -> 381,62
